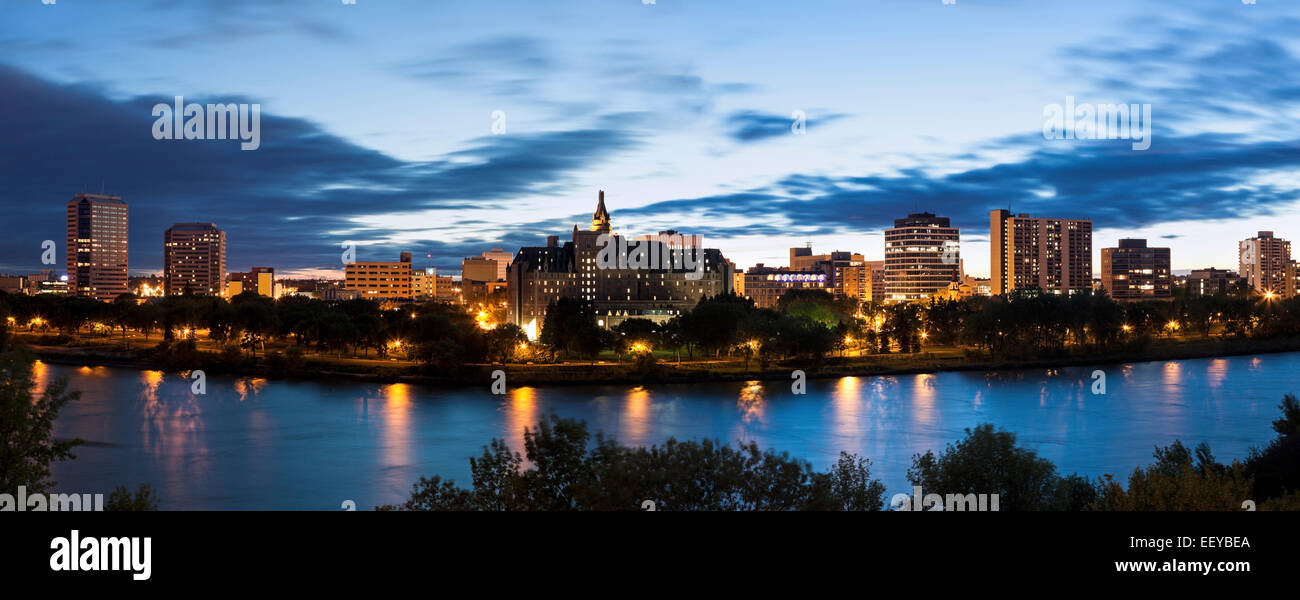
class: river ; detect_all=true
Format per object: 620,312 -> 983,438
37,352 -> 1290,509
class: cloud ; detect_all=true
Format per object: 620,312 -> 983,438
0,64 -> 637,275
722,110 -> 847,143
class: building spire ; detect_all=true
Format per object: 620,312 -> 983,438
592,189 -> 611,233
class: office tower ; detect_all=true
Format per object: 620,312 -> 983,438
227,266 -> 275,297
1239,231 -> 1290,297
507,191 -> 732,337
164,222 -> 226,296
1101,239 -> 1172,301
344,254 -> 412,299
990,210 -> 1092,296
66,193 -> 129,301
884,212 -> 960,302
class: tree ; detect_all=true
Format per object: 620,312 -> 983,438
381,414 -> 887,511
485,323 -> 527,364
1272,393 -> 1300,437
106,483 -> 160,511
1093,441 -> 1252,510
0,348 -> 83,495
907,424 -> 1075,511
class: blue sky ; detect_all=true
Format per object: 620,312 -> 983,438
3,0 -> 1300,278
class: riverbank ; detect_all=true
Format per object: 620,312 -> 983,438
24,334 -> 1300,388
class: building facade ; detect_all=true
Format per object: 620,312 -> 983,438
884,212 -> 960,302
1239,231 -> 1291,297
227,266 -> 275,297
480,249 -> 513,281
741,265 -> 830,308
507,191 -> 733,338
344,253 -> 412,299
66,193 -> 129,301
1101,239 -> 1172,301
990,210 -> 1092,296
164,222 -> 226,296
1186,267 -> 1241,297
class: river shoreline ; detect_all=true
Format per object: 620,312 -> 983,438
26,335 -> 1300,389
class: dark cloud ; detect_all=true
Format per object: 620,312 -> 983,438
722,110 -> 847,143
0,64 -> 636,274
613,133 -> 1300,242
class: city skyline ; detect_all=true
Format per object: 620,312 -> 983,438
3,1 -> 1300,278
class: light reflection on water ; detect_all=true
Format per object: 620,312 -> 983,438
40,352 -> 1295,509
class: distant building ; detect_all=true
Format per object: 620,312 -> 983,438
344,253 -> 412,299
938,275 -> 993,300
1239,231 -> 1290,297
434,275 -> 458,303
989,210 -> 1092,296
1101,239 -> 1171,301
67,193 -> 129,301
480,249 -> 513,282
462,257 -> 499,284
786,247 -> 870,305
742,264 -> 829,308
507,191 -> 732,337
228,267 -> 275,297
411,267 -> 437,299
884,212 -> 960,302
866,260 -> 886,303
164,222 -> 226,296
0,275 -> 26,295
1186,267 -> 1241,297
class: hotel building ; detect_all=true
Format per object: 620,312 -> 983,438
66,193 -> 129,301
989,210 -> 1092,296
164,222 -> 226,296
1239,231 -> 1291,297
884,212 -> 960,302
506,191 -> 733,337
1101,239 -> 1172,301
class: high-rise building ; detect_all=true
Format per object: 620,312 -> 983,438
990,210 -> 1092,296
1239,231 -> 1290,297
507,192 -> 732,337
884,212 -> 960,302
164,222 -> 225,296
1101,239 -> 1171,301
66,193 -> 129,301
344,254 -> 412,299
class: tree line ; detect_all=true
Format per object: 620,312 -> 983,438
383,394 -> 1300,511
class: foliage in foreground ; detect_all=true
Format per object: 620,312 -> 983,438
380,414 -> 886,511
907,424 -> 1097,511
0,346 -> 83,495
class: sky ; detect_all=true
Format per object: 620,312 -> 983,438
2,0 -> 1300,279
